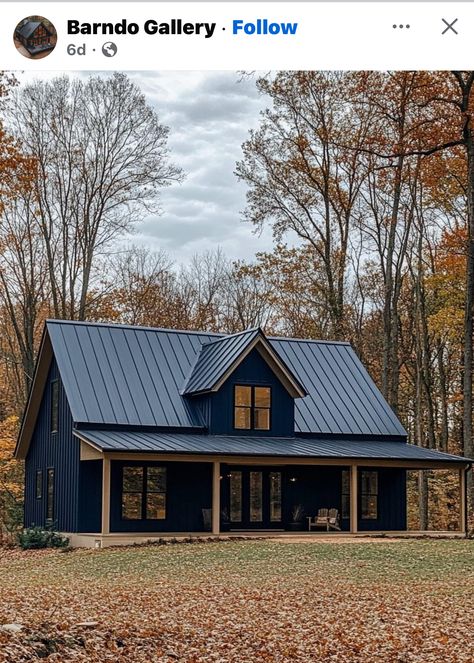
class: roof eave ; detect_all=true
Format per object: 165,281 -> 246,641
14,328 -> 53,460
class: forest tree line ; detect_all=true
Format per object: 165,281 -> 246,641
1,70 -> 473,535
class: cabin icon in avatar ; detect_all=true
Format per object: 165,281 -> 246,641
14,18 -> 56,57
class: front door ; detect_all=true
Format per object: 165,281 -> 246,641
226,467 -> 283,529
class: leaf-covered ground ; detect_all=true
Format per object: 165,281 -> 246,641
1,538 -> 473,662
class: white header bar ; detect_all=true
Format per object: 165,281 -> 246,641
3,2 -> 473,70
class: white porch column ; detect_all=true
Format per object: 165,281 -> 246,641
350,464 -> 358,534
101,456 -> 111,535
459,466 -> 467,535
212,461 -> 220,535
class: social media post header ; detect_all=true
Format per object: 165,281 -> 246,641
2,2 -> 473,70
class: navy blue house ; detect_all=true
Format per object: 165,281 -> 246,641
15,320 -> 470,546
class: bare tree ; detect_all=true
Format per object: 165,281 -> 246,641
236,71 -> 372,339
7,73 -> 183,321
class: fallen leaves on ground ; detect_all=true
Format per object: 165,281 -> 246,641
0,539 -> 473,662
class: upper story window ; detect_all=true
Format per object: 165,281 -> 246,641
234,385 -> 271,430
50,379 -> 59,433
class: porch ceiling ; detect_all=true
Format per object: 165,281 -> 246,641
74,429 -> 471,466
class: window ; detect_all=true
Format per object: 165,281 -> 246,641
146,467 -> 166,519
234,385 -> 271,431
46,469 -> 54,522
36,470 -> 42,499
361,470 -> 378,520
341,470 -> 350,519
121,465 -> 167,520
50,379 -> 59,433
269,471 -> 282,522
229,471 -> 242,522
249,471 -> 263,522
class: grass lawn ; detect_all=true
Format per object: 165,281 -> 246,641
1,538 -> 473,662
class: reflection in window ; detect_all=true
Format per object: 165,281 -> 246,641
341,470 -> 350,519
361,470 -> 378,520
146,467 -> 166,519
50,380 -> 59,433
36,470 -> 42,499
234,385 -> 271,430
269,472 -> 282,522
249,471 -> 263,522
230,471 -> 242,522
121,466 -> 167,520
46,468 -> 54,521
122,466 -> 143,520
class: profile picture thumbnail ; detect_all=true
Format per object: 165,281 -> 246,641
14,16 -> 57,59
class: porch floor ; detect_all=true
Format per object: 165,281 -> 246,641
68,529 -> 467,547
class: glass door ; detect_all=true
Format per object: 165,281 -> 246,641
227,468 -> 282,528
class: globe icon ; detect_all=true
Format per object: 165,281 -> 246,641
102,41 -> 117,57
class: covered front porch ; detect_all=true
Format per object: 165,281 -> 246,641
76,431 -> 470,546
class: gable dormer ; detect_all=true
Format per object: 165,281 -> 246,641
182,328 -> 307,436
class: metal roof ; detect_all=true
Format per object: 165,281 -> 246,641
183,328 -> 261,394
46,320 -> 407,437
75,429 -> 470,464
182,327 -> 306,397
16,21 -> 47,39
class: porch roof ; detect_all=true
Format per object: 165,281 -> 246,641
74,429 -> 471,465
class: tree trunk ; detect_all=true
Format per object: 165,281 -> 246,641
462,83 -> 474,513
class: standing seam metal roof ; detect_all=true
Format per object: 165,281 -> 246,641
182,328 -> 261,394
46,320 -> 407,437
74,429 -> 469,464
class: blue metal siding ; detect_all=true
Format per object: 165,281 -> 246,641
219,465 -> 406,532
357,468 -> 407,531
78,460 -> 102,533
46,320 -> 408,438
24,359 -> 79,531
208,348 -> 294,436
109,460 -> 212,532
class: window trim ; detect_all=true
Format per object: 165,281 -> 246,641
233,384 -> 271,431
36,470 -> 43,499
121,464 -> 167,521
50,379 -> 59,433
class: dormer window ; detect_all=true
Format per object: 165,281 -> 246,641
234,385 -> 271,430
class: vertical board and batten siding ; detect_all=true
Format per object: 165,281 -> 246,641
24,359 -> 79,531
356,467 -> 407,531
109,460 -> 212,532
218,465 -> 407,531
208,348 -> 295,436
78,460 -> 102,533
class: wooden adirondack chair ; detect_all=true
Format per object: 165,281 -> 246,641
307,508 -> 341,531
307,508 -> 329,531
327,508 -> 341,531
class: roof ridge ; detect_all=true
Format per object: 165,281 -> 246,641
201,326 -> 261,347
45,319 -> 351,346
45,319 -> 223,338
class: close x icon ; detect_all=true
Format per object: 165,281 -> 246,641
442,18 -> 458,34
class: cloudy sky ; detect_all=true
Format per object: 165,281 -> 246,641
130,71 -> 274,263
20,70 -> 278,265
